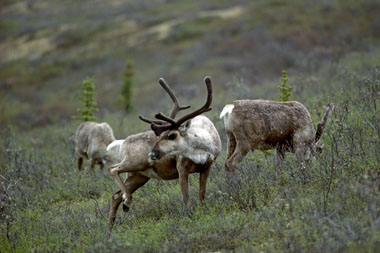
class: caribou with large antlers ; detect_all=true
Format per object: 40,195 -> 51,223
107,76 -> 221,231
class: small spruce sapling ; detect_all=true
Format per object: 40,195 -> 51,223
121,59 -> 134,113
74,77 -> 99,122
277,70 -> 292,102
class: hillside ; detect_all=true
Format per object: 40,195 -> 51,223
1,0 -> 379,128
1,0 -> 380,252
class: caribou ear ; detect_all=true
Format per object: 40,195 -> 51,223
178,120 -> 191,136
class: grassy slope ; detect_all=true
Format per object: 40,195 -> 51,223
1,0 -> 380,252
1,58 -> 379,252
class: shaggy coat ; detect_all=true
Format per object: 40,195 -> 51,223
107,115 -> 221,231
220,100 -> 333,172
74,122 -> 115,170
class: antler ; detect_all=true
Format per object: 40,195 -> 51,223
141,76 -> 213,136
138,115 -> 166,125
315,103 -> 335,142
168,76 -> 212,127
158,78 -> 191,118
138,78 -> 191,130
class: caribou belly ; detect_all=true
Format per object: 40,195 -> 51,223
139,168 -> 162,180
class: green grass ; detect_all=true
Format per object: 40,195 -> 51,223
0,20 -> 19,36
1,60 -> 379,252
164,16 -> 221,44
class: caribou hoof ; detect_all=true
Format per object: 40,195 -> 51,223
121,193 -> 130,212
122,204 -> 130,212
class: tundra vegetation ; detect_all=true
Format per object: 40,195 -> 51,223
1,0 -> 380,252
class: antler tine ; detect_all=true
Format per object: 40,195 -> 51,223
155,112 -> 176,124
158,78 -> 191,118
151,123 -> 175,136
138,115 -> 166,126
173,76 -> 213,127
139,115 -> 173,135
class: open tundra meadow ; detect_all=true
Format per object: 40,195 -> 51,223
1,0 -> 380,251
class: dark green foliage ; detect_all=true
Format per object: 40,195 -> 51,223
120,59 -> 134,113
74,77 -> 99,122
278,70 -> 292,102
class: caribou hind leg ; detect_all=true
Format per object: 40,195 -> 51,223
225,141 -> 250,174
225,131 -> 237,170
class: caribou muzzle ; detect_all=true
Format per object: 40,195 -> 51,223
148,149 -> 161,161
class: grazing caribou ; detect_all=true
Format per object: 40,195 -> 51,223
220,100 -> 334,173
74,122 -> 116,170
107,76 -> 221,231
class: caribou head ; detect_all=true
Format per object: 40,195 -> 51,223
139,76 -> 213,162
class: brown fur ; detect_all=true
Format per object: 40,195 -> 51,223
221,100 -> 333,172
74,122 -> 115,170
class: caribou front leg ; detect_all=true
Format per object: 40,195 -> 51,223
199,164 -> 211,201
177,157 -> 195,213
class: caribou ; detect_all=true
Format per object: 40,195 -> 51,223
220,100 -> 334,173
74,122 -> 116,170
107,76 -> 221,231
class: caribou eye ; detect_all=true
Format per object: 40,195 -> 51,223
168,132 -> 177,140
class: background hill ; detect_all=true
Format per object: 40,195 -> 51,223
1,0 -> 380,252
1,0 -> 379,129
